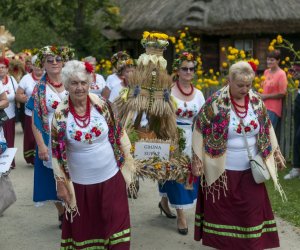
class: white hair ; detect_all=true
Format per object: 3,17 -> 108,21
229,61 -> 255,83
62,60 -> 93,88
83,56 -> 96,63
31,55 -> 38,65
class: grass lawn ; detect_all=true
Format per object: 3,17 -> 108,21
266,167 -> 300,227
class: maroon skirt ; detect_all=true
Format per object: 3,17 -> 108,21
23,115 -> 35,165
194,169 -> 279,250
3,117 -> 15,167
61,171 -> 130,250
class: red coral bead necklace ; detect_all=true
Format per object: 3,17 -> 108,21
46,74 -> 63,88
2,75 -> 8,85
69,96 -> 91,128
176,80 -> 194,96
31,72 -> 40,82
230,94 -> 249,119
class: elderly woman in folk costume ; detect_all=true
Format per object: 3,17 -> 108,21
0,57 -> 18,169
102,51 -> 134,103
82,56 -> 107,96
16,55 -> 43,165
51,60 -> 134,250
192,61 -> 286,249
158,52 -> 205,235
27,46 -> 74,228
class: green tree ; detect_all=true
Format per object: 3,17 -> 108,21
0,0 -> 120,58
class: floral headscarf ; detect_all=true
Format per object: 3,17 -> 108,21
35,45 -> 75,68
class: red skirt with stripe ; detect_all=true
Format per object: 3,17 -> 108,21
194,169 -> 279,250
61,170 -> 130,250
23,115 -> 35,165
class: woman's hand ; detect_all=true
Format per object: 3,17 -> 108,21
274,150 -> 286,171
38,143 -> 49,161
57,181 -> 71,205
192,154 -> 203,176
259,93 -> 267,100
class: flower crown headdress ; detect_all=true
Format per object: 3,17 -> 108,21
35,45 -> 75,68
0,57 -> 9,67
141,31 -> 169,51
172,51 -> 197,73
111,51 -> 133,72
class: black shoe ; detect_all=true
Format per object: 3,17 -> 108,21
58,214 -> 64,230
158,202 -> 176,219
177,227 -> 188,235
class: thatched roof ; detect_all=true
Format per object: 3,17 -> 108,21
108,0 -> 300,38
203,0 -> 300,35
109,0 -> 191,39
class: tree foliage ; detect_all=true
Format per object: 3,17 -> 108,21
0,0 -> 121,58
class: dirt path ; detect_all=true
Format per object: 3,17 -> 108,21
1,124 -> 300,250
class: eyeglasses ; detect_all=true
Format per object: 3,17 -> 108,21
46,56 -> 63,64
180,67 -> 195,72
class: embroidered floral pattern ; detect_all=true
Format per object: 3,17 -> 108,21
235,120 -> 258,134
52,101 -> 59,109
176,108 -> 194,118
68,117 -> 104,143
231,108 -> 259,134
195,86 -> 273,160
46,90 -> 67,112
175,99 -> 199,119
32,76 -> 50,134
52,96 -> 125,177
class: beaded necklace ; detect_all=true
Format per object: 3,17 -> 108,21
46,74 -> 63,88
31,72 -> 41,82
176,80 -> 194,96
69,96 -> 91,128
230,94 -> 249,119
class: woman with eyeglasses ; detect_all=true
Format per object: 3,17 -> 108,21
0,57 -> 18,169
27,46 -> 74,228
158,52 -> 205,235
16,55 -> 43,165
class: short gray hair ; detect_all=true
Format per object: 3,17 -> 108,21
62,60 -> 93,89
229,61 -> 255,83
83,56 -> 96,64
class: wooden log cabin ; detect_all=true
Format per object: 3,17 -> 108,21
101,0 -> 300,160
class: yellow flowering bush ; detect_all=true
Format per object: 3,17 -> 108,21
220,46 -> 262,91
96,58 -> 113,77
268,35 -> 300,90
22,48 -> 39,56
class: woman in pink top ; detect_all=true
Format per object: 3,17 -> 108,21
261,49 -> 287,130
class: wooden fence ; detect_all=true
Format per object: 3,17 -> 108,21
201,87 -> 296,162
278,91 -> 296,162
